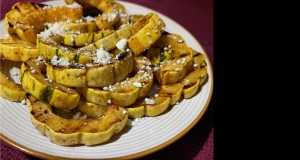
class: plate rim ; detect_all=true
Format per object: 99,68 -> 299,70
0,0 -> 214,159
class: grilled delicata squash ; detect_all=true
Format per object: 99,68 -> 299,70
0,71 -> 26,102
128,12 -> 165,56
45,50 -> 133,87
65,0 -> 121,29
5,2 -> 83,46
5,2 -> 44,35
0,39 -> 39,61
37,38 -> 95,65
83,24 -> 134,51
63,29 -> 114,47
126,95 -> 171,118
20,58 -> 80,109
180,49 -> 207,98
26,93 -> 128,146
147,32 -> 193,85
76,56 -> 153,107
126,82 -> 182,119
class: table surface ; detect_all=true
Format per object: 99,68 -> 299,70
0,0 -> 214,159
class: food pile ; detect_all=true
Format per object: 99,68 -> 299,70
0,0 -> 207,146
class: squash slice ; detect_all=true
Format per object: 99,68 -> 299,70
7,2 -> 83,46
128,12 -> 165,56
26,93 -> 128,146
45,50 -> 133,87
147,32 -> 193,85
20,58 -> 80,109
0,40 -> 39,61
0,71 -> 26,102
76,56 -> 153,107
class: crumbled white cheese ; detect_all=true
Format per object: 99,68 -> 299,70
116,38 -> 127,50
145,98 -> 155,104
102,11 -> 118,22
21,99 -> 26,105
73,111 -> 81,119
51,56 -> 70,67
181,58 -> 186,64
95,45 -> 111,64
45,76 -> 53,83
103,86 -> 109,90
194,64 -> 198,67
43,2 -> 81,10
78,114 -> 87,120
76,19 -> 83,23
9,67 -> 20,77
126,117 -> 148,126
86,63 -> 93,67
37,56 -> 45,61
83,16 -> 96,22
123,109 -> 127,114
38,22 -> 69,41
133,82 -> 142,88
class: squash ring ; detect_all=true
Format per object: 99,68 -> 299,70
26,93 -> 128,146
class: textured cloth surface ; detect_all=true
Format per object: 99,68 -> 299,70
0,0 -> 214,159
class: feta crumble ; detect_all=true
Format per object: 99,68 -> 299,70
95,45 -> 111,64
145,98 -> 155,104
51,56 -> 70,67
133,82 -> 142,88
116,38 -> 127,51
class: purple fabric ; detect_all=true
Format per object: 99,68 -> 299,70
0,0 -> 214,159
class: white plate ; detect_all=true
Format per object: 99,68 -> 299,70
0,0 -> 213,159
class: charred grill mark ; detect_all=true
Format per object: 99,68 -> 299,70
117,51 -> 129,60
